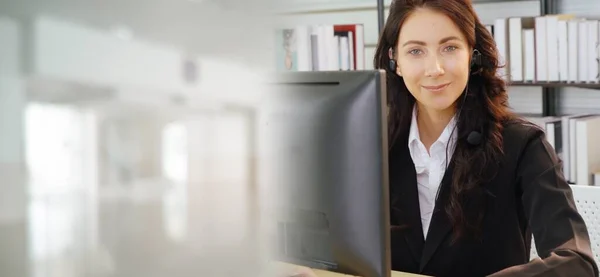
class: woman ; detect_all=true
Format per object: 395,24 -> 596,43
374,0 -> 598,276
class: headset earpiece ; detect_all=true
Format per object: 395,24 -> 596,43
389,59 -> 397,72
471,49 -> 482,68
388,47 -> 398,72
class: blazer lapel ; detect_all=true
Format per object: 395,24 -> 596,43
389,143 -> 424,264
418,159 -> 455,272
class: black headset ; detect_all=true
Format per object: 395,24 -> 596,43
465,48 -> 484,146
460,48 -> 485,146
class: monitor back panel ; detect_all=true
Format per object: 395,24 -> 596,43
264,70 -> 391,277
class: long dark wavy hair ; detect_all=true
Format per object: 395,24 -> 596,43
374,0 -> 517,242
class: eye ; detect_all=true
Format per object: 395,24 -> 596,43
408,49 -> 423,55
444,45 -> 458,52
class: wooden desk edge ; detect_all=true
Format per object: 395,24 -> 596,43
274,262 -> 430,277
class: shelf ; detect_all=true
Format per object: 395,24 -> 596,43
274,0 -> 392,15
472,0 -> 535,3
275,0 -> 532,15
509,82 -> 600,90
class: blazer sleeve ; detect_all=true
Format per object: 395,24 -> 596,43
489,128 -> 599,277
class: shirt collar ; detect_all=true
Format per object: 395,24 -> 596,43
408,105 -> 421,149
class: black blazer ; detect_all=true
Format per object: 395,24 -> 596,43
389,120 -> 599,276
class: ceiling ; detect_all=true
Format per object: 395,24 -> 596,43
0,0 -> 275,59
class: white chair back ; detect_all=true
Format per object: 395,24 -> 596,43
530,185 -> 600,265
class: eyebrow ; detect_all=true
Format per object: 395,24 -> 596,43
401,36 -> 462,47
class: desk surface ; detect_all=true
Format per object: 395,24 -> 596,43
311,268 -> 428,277
276,262 -> 429,277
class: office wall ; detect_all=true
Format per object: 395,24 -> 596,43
0,16 -> 25,167
0,15 -> 28,277
32,16 -> 200,93
0,16 -> 27,220
97,114 -> 166,187
28,14 -> 270,110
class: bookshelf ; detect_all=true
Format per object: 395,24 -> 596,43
277,0 -> 600,115
511,82 -> 600,90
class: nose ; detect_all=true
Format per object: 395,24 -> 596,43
424,54 -> 445,77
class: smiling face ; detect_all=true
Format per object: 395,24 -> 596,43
394,7 -> 471,115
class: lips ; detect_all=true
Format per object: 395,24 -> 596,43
422,83 -> 450,91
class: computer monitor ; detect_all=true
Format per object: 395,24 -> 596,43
261,70 -> 391,277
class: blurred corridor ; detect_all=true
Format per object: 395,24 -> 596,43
0,0 -> 278,276
16,104 -> 262,277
